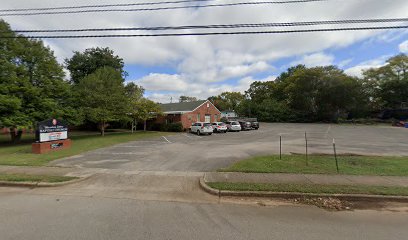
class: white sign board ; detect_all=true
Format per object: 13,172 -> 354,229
39,131 -> 68,142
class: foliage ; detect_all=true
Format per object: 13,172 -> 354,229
130,98 -> 162,131
125,82 -> 145,101
75,67 -> 129,136
241,65 -> 369,122
65,47 -> 126,84
179,96 -> 197,102
0,20 -> 77,142
208,92 -> 245,111
363,54 -> 408,109
160,122 -> 183,132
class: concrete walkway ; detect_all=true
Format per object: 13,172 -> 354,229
204,172 -> 408,187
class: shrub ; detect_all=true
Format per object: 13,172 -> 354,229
160,123 -> 183,132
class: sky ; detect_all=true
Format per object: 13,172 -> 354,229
1,0 -> 408,103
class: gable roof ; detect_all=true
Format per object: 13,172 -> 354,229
160,100 -> 207,113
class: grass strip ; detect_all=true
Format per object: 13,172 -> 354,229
0,173 -> 77,183
208,182 -> 408,196
219,155 -> 408,176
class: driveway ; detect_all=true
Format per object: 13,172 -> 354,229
51,123 -> 408,172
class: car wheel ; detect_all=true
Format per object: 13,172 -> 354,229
208,133 -> 212,135
197,130 -> 200,136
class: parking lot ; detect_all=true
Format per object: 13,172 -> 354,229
52,123 -> 408,172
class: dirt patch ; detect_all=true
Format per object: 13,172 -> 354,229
292,197 -> 353,211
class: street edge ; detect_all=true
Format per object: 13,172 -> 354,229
0,175 -> 91,188
199,176 -> 408,202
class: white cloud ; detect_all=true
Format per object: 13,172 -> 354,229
337,58 -> 353,68
291,52 -> 334,67
140,75 -> 276,103
400,40 -> 408,53
2,0 -> 408,97
344,55 -> 390,77
135,73 -> 188,91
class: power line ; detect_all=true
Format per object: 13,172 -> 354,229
0,0 -> 330,17
2,25 -> 407,38
8,18 -> 408,33
0,0 -> 214,12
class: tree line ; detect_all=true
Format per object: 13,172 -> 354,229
1,18 -> 407,142
208,54 -> 408,123
0,20 -> 160,142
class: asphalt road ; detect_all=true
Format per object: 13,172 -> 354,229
52,123 -> 408,171
0,191 -> 407,240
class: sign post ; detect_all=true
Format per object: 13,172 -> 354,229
32,119 -> 71,154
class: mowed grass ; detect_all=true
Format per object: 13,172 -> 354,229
208,182 -> 408,196
0,173 -> 77,183
219,155 -> 408,176
0,131 -> 167,166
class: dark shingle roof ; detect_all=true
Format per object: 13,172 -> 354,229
160,100 -> 207,113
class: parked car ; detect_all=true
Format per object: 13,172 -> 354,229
239,121 -> 252,131
251,121 -> 259,130
211,122 -> 228,133
225,121 -> 242,132
190,122 -> 213,135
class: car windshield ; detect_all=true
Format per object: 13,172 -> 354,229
219,123 -> 226,126
204,123 -> 212,127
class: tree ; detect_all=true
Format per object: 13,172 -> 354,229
131,98 -> 162,131
208,92 -> 245,111
282,66 -> 366,121
179,96 -> 197,102
126,83 -> 145,132
76,67 -> 129,136
65,47 -> 126,84
363,54 -> 408,109
0,20 -> 75,142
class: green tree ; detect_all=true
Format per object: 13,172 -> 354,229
179,96 -> 197,102
76,67 -> 129,136
0,20 -> 74,142
283,66 -> 366,121
65,47 -> 126,84
208,92 -> 244,111
131,98 -> 162,131
126,83 -> 145,132
363,54 -> 408,109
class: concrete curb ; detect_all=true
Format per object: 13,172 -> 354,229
199,177 -> 408,203
0,175 -> 91,188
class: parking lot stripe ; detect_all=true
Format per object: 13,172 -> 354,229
162,136 -> 172,143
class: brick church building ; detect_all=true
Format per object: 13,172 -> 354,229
154,100 -> 221,130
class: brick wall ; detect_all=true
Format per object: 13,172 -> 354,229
180,101 -> 221,129
152,100 -> 221,130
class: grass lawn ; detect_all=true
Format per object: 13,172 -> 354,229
208,182 -> 408,196
0,131 -> 168,167
0,173 -> 77,183
219,155 -> 408,176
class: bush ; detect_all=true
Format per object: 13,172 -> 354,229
160,123 -> 183,132
148,123 -> 162,131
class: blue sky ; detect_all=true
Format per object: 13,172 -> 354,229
2,0 -> 408,102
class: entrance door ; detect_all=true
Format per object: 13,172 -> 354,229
205,115 -> 211,123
